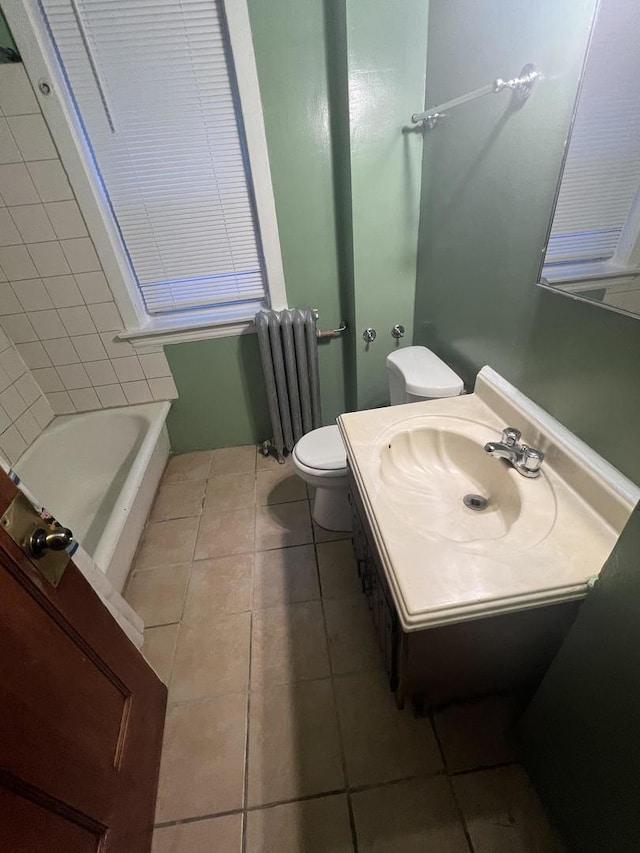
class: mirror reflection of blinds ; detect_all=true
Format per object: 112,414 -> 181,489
40,0 -> 266,315
545,0 -> 640,266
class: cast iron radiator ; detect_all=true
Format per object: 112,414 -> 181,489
255,308 -> 322,462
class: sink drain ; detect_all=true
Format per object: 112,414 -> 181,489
463,494 -> 489,511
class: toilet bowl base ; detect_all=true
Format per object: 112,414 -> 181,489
311,483 -> 352,533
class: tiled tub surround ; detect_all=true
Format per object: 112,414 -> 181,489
0,322 -> 54,463
125,446 -> 565,853
0,63 -> 177,414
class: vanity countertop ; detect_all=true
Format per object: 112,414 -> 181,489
337,366 -> 639,632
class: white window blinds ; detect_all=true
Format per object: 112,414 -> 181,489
40,0 -> 267,316
544,0 -> 640,268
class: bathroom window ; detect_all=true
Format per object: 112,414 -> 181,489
542,0 -> 640,283
33,0 -> 285,340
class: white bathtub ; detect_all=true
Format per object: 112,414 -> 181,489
14,401 -> 170,593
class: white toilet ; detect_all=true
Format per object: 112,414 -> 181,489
292,346 -> 464,532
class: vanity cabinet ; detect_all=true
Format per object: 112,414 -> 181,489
347,468 -> 580,711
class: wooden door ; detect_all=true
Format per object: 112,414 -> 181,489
0,471 -> 166,852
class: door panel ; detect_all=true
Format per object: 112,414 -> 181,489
0,472 -> 166,852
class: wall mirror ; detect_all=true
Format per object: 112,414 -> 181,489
537,0 -> 640,319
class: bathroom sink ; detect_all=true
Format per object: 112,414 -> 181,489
378,416 -> 556,548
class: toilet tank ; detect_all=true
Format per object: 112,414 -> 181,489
386,346 -> 464,405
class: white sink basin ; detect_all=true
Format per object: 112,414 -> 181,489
378,417 -> 556,547
338,367 -> 639,631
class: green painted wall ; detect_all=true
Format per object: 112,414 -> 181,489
414,0 -> 640,484
346,0 -> 429,410
0,9 -> 17,56
167,0 -> 346,451
520,507 -> 640,851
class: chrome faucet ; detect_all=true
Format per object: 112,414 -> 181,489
484,427 -> 544,479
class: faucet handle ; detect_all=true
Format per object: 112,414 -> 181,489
520,445 -> 545,476
501,427 -> 522,447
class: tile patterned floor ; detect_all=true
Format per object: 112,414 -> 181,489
125,446 -> 566,853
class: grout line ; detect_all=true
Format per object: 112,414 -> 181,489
429,708 -> 476,853
241,608 -> 253,853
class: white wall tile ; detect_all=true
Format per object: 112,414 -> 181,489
42,337 -> 79,366
16,341 -> 51,369
44,200 -> 87,240
96,383 -> 127,408
31,367 -> 64,393
57,362 -> 91,390
60,237 -> 100,273
85,359 -> 117,386
0,403 -> 11,434
0,245 -> 38,280
27,160 -> 73,202
47,391 -> 75,414
122,380 -> 152,404
69,387 -> 100,411
0,119 -> 21,165
0,423 -> 27,464
148,376 -> 178,400
0,384 -> 27,419
12,278 -> 54,312
139,352 -> 171,379
1,313 -> 38,343
58,305 -> 95,335
89,302 -> 121,332
0,163 -> 39,204
15,408 -> 41,445
43,274 -> 83,308
27,241 -> 71,277
29,309 -> 68,340
99,332 -> 134,358
0,283 -> 23,314
9,204 -> 56,243
0,346 -> 26,382
30,396 -> 55,429
74,271 -> 111,304
112,355 -> 143,383
15,372 -> 41,406
7,115 -> 57,161
71,334 -> 108,362
0,209 -> 21,246
0,65 -> 40,116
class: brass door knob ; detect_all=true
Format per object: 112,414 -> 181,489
28,526 -> 73,559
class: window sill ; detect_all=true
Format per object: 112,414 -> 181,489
117,310 -> 260,351
540,260 -> 638,287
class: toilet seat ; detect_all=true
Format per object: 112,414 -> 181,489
293,425 -> 346,473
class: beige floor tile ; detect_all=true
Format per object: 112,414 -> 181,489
151,480 -> 206,521
434,694 -> 522,773
163,451 -> 212,483
454,765 -> 565,853
256,467 -> 307,505
251,601 -> 330,689
204,472 -> 256,513
153,815 -> 242,853
246,794 -> 354,853
352,777 -> 469,853
194,507 -> 255,560
255,501 -> 313,551
247,680 -> 344,806
125,564 -> 190,627
211,444 -> 256,475
183,554 -> 253,621
135,517 -> 199,570
324,596 -> 382,675
170,611 -> 251,703
143,623 -> 179,684
334,670 -> 443,787
313,522 -> 349,543
253,544 -> 319,609
317,540 -> 360,598
155,693 -> 247,821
